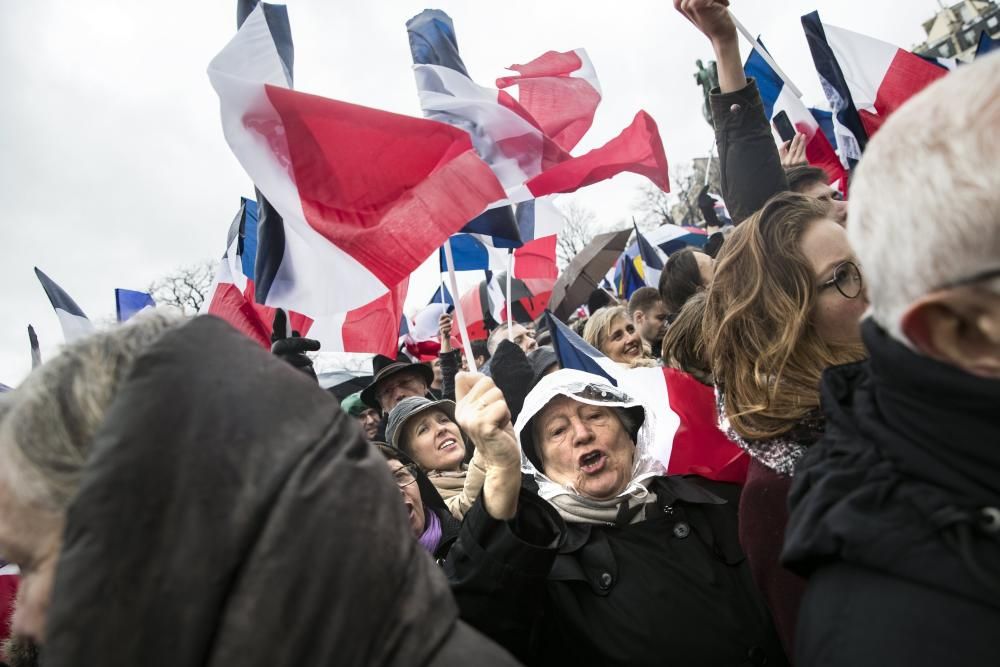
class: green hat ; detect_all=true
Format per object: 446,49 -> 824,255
340,391 -> 367,417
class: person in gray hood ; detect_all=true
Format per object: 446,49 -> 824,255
0,312 -> 517,667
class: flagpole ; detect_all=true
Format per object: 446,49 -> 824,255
729,10 -> 803,98
506,250 -> 514,342
704,138 -> 715,187
442,240 -> 478,374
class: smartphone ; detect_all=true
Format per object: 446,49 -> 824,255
772,110 -> 796,143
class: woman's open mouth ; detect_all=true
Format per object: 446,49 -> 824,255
437,438 -> 459,451
578,450 -> 607,474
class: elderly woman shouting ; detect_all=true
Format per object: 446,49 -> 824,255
447,369 -> 786,666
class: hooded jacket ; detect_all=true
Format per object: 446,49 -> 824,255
42,316 -> 518,667
782,320 -> 1000,666
446,370 -> 786,666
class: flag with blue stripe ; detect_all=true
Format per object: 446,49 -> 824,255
543,311 -> 617,386
115,289 -> 156,322
633,222 -> 664,288
428,284 -> 454,306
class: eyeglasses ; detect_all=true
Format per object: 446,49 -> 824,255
819,261 -> 863,299
391,464 -> 418,489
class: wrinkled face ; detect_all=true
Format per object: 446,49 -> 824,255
386,458 -> 425,538
376,371 -> 427,414
534,395 -> 636,501
601,316 -> 642,364
634,301 -> 669,343
402,408 -> 465,472
356,408 -> 380,440
800,180 -> 848,225
693,251 -> 715,286
0,479 -> 63,646
800,218 -> 868,345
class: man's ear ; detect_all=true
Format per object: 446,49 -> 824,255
901,289 -> 1000,378
632,310 -> 644,325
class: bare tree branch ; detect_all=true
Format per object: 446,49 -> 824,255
555,201 -> 602,269
148,260 -> 216,316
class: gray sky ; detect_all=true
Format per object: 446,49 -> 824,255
1,0 -> 942,384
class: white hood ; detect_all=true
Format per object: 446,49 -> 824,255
513,369 -> 665,502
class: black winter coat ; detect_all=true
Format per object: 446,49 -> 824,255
43,316 -> 518,667
446,475 -> 787,667
710,79 -> 788,224
783,320 -> 1000,666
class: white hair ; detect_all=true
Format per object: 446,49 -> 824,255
847,52 -> 1000,343
0,311 -> 183,511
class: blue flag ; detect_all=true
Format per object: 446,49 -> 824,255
428,284 -> 454,306
115,289 -> 156,322
34,267 -> 94,342
543,311 -> 617,386
977,31 -> 999,59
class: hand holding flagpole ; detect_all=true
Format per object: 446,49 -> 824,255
728,10 -> 803,98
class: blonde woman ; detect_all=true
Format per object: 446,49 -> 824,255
703,191 -> 867,655
582,306 -> 657,367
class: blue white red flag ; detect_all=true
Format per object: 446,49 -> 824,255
406,9 -> 668,205
544,311 -> 747,481
34,267 -> 94,342
115,289 -> 156,322
745,39 -> 848,190
803,12 -> 945,160
428,284 -> 454,307
208,5 -> 504,317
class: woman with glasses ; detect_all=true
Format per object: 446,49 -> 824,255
374,444 -> 461,562
703,191 -> 868,656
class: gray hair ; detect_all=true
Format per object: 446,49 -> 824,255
848,53 -> 1000,342
0,312 -> 183,512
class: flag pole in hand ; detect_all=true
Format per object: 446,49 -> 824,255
729,10 -> 803,98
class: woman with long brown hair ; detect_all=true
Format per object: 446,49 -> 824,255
703,191 -> 867,656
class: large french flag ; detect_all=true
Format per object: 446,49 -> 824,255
406,9 -> 668,204
34,267 -> 94,343
803,11 -> 946,156
745,40 -> 847,190
208,5 -> 505,318
543,312 -> 748,482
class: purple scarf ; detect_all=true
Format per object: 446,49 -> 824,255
417,507 -> 442,554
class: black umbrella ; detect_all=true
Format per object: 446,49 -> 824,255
548,228 -> 632,321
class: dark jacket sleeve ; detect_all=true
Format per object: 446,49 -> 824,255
711,78 -> 788,224
444,489 -> 563,662
438,349 -> 461,402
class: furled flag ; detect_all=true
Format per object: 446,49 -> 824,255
208,4 -> 505,317
802,12 -> 945,147
632,222 -> 665,289
406,9 -> 668,204
543,311 -> 748,482
28,325 -> 41,369
745,39 -> 847,190
34,267 -> 94,343
115,289 -> 155,322
616,254 -> 645,300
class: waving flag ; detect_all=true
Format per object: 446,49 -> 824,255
115,289 -> 156,322
403,302 -> 453,360
632,222 -> 664,288
406,9 -> 669,205
803,11 -> 945,151
28,325 -> 41,369
428,284 -> 454,306
745,39 -> 847,189
616,254 -> 645,300
544,311 -> 747,482
209,5 -> 504,318
34,267 -> 94,343
515,197 -> 565,242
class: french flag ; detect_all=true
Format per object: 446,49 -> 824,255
744,39 -> 847,190
115,289 -> 156,322
803,11 -> 946,159
403,301 -> 453,361
632,222 -> 664,288
407,9 -> 668,204
515,196 -> 565,242
543,312 -> 748,482
34,267 -> 94,343
208,5 -> 505,318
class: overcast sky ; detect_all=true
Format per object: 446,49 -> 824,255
0,0 -> 943,384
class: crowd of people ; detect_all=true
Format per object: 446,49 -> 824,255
0,1 -> 998,665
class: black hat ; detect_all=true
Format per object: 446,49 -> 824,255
360,354 -> 435,412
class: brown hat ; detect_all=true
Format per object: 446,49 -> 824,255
360,354 -> 434,412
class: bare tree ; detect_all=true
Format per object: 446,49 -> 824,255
634,155 -> 724,230
633,182 -> 674,228
555,201 -> 601,269
148,260 -> 216,315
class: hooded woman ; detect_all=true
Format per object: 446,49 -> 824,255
0,313 -> 517,666
445,369 -> 786,666
385,397 -> 486,520
374,443 -> 460,562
